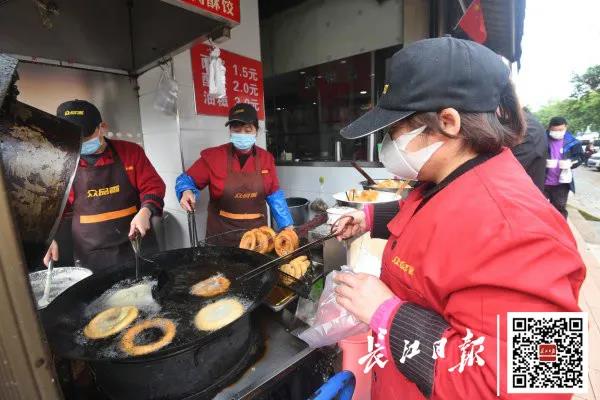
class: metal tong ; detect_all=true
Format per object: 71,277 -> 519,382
130,230 -> 142,254
237,215 -> 354,282
130,229 -> 142,280
188,211 -> 199,248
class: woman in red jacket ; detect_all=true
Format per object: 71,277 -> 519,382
176,103 -> 293,245
334,38 -> 586,399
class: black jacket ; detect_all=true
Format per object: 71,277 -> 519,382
511,111 -> 548,192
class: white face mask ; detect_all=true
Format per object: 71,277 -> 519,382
549,130 -> 566,140
379,125 -> 444,180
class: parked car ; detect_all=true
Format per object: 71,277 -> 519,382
587,152 -> 600,170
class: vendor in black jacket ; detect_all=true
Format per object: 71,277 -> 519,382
511,110 -> 548,192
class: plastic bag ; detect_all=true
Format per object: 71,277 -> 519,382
153,67 -> 179,115
298,266 -> 368,348
295,278 -> 324,326
351,234 -> 382,277
208,47 -> 226,98
559,167 -> 573,184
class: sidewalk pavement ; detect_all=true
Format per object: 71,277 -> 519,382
568,207 -> 600,400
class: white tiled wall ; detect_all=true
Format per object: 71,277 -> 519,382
138,0 -> 263,249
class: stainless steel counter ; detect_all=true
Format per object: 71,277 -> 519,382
214,306 -> 337,399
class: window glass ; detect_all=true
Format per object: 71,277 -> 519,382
265,44 -> 402,163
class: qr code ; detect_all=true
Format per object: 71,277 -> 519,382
507,312 -> 588,393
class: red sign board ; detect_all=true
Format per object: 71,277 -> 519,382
178,0 -> 240,24
190,43 -> 265,120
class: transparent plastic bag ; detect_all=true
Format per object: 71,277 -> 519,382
208,46 -> 226,98
153,67 -> 179,115
297,266 -> 368,348
295,278 -> 323,326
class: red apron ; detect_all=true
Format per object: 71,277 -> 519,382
71,140 -> 139,272
205,145 -> 267,246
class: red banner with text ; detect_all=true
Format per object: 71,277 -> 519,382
190,43 -> 265,120
178,0 -> 240,24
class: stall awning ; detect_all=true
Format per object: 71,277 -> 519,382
0,0 -> 240,75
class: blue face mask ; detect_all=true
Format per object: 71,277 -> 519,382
81,137 -> 102,155
230,133 -> 256,150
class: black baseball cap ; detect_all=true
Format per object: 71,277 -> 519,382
340,37 -> 511,139
225,103 -> 258,127
56,100 -> 102,138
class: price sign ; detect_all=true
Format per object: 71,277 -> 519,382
190,43 -> 265,119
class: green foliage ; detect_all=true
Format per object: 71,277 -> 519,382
534,64 -> 600,133
572,65 -> 600,98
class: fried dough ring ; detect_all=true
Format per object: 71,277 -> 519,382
258,226 -> 276,253
190,274 -> 231,297
274,229 -> 299,256
253,229 -> 271,254
120,318 -> 176,356
194,298 -> 245,331
83,306 -> 139,340
239,230 -> 256,250
286,229 -> 299,248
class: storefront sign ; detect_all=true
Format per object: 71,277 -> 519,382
177,0 -> 240,24
190,43 -> 265,119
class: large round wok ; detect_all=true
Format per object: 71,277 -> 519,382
40,245 -> 277,362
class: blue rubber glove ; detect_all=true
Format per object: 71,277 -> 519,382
266,189 -> 294,229
310,371 -> 355,400
175,173 -> 200,202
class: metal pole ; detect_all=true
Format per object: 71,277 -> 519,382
367,51 -> 376,162
510,0 -> 516,62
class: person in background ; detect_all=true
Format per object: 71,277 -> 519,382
511,109 -> 548,192
333,38 -> 584,399
584,142 -> 596,164
176,103 -> 293,245
544,116 -> 584,218
44,100 -> 165,271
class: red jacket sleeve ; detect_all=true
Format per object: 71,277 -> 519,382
263,150 -> 280,195
185,155 -> 211,190
130,145 -> 165,214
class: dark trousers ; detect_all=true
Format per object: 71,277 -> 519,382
544,184 -> 570,218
